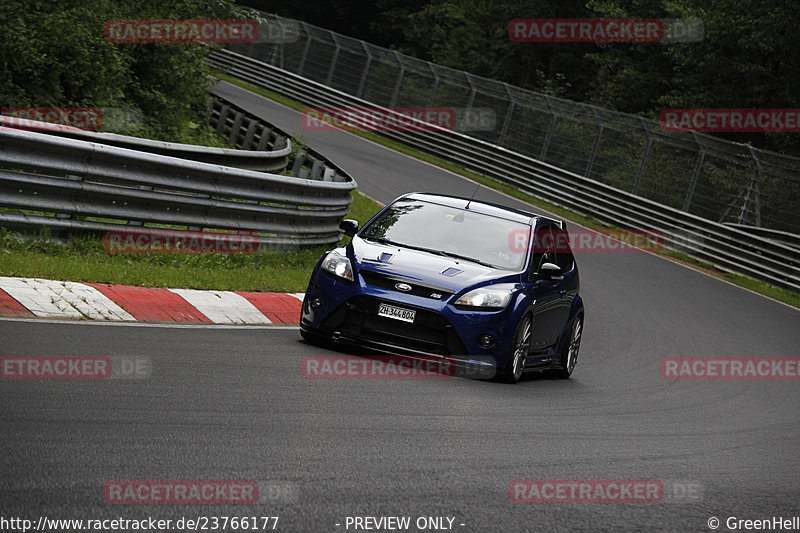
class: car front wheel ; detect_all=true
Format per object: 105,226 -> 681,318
499,314 -> 532,384
554,315 -> 582,379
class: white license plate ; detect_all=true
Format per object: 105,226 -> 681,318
378,303 -> 416,323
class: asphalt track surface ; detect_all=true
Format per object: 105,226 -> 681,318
0,81 -> 798,532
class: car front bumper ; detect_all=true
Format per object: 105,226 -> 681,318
301,268 -> 519,370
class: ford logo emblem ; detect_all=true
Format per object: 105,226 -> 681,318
395,283 -> 412,292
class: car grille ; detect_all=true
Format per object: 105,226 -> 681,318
321,295 -> 467,356
359,270 -> 454,301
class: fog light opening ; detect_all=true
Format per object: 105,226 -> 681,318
479,334 -> 495,348
310,297 -> 323,308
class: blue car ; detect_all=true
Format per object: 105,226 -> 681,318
300,192 -> 585,383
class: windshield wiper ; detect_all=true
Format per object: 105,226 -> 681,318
361,235 -> 400,246
362,236 -> 496,268
430,250 -> 496,268
362,236 -> 437,254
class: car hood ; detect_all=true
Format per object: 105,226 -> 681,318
349,237 -> 519,290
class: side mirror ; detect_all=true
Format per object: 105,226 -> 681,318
339,219 -> 359,237
538,262 -> 563,281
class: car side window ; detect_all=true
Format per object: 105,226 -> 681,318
553,227 -> 574,272
529,223 -> 555,279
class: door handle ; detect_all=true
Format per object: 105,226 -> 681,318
559,290 -> 567,297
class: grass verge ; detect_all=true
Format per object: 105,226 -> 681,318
0,191 -> 382,293
214,71 -> 799,309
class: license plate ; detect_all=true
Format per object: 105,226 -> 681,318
378,303 -> 416,323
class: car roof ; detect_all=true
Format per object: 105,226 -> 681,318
400,192 -> 557,226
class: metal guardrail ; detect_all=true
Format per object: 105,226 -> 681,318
208,48 -> 799,291
0,114 -> 356,249
209,98 -> 351,181
0,114 -> 291,173
722,224 -> 800,252
224,11 -> 800,236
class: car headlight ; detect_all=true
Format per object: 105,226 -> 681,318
321,250 -> 354,281
454,287 -> 512,310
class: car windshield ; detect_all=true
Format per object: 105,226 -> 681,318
359,199 -> 530,270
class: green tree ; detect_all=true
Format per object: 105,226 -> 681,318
586,0 -> 800,154
657,0 -> 800,154
0,0 -> 252,144
398,0 -> 595,98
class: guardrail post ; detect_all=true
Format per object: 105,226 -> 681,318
357,42 -> 373,99
228,112 -> 245,147
736,170 -> 762,226
389,51 -> 405,107
270,18 -> 287,69
291,149 -> 308,177
326,35 -> 342,86
296,22 -> 313,76
242,119 -> 259,150
256,125 -> 273,150
310,158 -> 325,180
426,62 -> 440,108
272,134 -> 287,152
215,104 -> 231,137
464,74 -> 477,130
682,139 -> 705,212
743,143 -> 763,227
540,96 -> 558,159
720,186 -> 747,224
267,41 -> 283,69
584,111 -> 604,177
209,100 -> 221,131
632,118 -> 653,194
497,83 -> 516,146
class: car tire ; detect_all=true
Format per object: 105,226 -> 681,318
499,314 -> 532,384
554,314 -> 583,379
